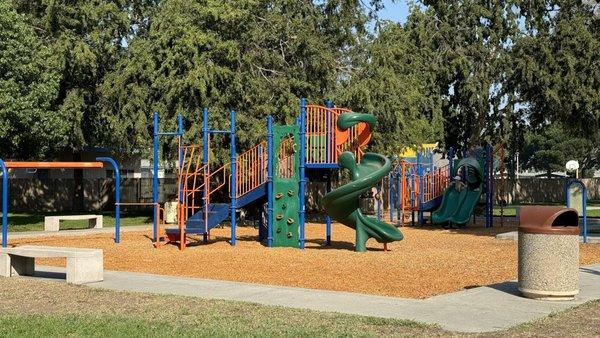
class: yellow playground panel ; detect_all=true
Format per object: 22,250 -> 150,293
399,143 -> 438,158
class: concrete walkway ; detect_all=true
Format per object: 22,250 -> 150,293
33,264 -> 600,333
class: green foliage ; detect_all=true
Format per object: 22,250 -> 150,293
521,123 -> 599,177
2,0 -> 598,175
99,0 -> 379,163
511,1 -> 600,135
11,0 -> 157,153
338,20 -> 444,154
0,0 -> 65,159
411,1 -> 521,152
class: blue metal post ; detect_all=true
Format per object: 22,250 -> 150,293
389,171 -> 394,222
396,169 -> 401,223
152,112 -> 159,242
448,147 -> 455,180
325,176 -> 332,245
485,144 -> 493,228
428,150 -> 434,193
0,160 -> 8,247
202,108 -> 209,166
583,186 -> 588,243
325,100 -> 333,244
299,98 -> 307,249
377,181 -> 382,221
566,180 -> 588,243
177,114 -> 184,234
177,114 -> 184,167
230,110 -> 237,246
96,157 -> 121,243
267,116 -> 274,247
202,108 -> 209,242
410,170 -> 416,226
417,152 -> 424,225
325,100 -> 333,163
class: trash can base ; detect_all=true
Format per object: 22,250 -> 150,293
519,287 -> 579,301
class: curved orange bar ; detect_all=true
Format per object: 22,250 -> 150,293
5,162 -> 104,169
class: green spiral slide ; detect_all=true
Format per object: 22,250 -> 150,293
322,113 -> 404,252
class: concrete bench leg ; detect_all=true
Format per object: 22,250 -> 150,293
45,218 -> 60,232
88,216 -> 103,229
66,255 -> 103,284
0,253 -> 34,277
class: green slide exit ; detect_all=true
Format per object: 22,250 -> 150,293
431,157 -> 484,226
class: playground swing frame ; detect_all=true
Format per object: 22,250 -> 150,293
0,157 -> 121,247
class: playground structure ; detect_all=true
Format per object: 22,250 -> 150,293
388,145 -> 497,228
0,158 -> 122,247
152,99 -> 402,251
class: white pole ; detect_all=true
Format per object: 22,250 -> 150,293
516,152 -> 519,179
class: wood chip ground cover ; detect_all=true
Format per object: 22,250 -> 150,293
11,223 -> 600,298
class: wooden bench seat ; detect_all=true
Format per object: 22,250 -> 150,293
44,215 -> 103,232
0,246 -> 103,284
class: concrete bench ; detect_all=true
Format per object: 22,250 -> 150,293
44,215 -> 103,232
0,246 -> 103,284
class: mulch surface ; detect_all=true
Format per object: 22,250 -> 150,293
11,223 -> 600,299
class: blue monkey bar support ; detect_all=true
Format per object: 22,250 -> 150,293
96,157 -> 121,243
230,110 -> 237,246
566,179 -> 588,243
299,98 -> 307,249
0,160 -> 7,248
267,116 -> 274,247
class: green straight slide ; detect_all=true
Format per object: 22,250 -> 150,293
431,157 -> 484,225
323,113 -> 403,252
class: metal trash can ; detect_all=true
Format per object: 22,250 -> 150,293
518,206 -> 580,300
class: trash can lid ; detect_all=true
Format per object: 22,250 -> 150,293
519,206 -> 580,235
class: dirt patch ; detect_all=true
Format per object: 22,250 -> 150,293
10,223 -> 600,298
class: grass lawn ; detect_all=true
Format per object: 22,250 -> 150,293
7,211 -> 152,232
0,278 -> 599,337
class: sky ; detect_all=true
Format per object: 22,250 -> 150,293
378,0 -> 410,24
